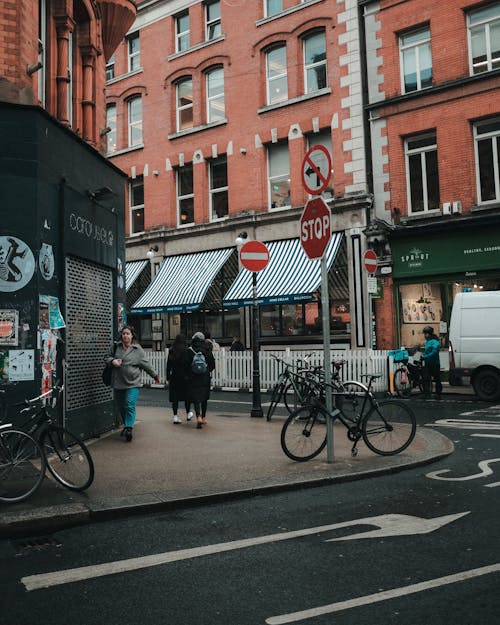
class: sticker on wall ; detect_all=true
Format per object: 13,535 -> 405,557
117,258 -> 124,289
39,243 -> 55,281
0,236 -> 35,292
0,309 -> 19,346
8,349 -> 34,381
0,350 -> 8,381
39,295 -> 66,330
118,303 -> 126,333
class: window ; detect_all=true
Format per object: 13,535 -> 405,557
268,141 -> 290,209
206,1 -> 221,41
209,157 -> 228,220
176,78 -> 193,131
38,0 -> 46,104
106,105 -> 117,153
266,46 -> 288,105
177,164 -> 194,225
265,0 -> 282,17
106,54 -> 115,81
130,176 -> 144,233
127,32 -> 140,72
206,67 -> 225,122
405,133 -> 440,213
468,3 -> 500,74
304,31 -> 327,93
128,96 -> 143,147
474,118 -> 500,204
400,28 -> 432,93
307,130 -> 334,199
176,12 -> 190,52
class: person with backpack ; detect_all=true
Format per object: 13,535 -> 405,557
166,334 -> 193,424
188,332 -> 215,429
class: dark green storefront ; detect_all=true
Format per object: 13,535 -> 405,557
0,103 -> 127,439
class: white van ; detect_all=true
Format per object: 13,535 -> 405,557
448,291 -> 500,401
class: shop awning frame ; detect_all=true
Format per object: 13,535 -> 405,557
125,260 -> 149,292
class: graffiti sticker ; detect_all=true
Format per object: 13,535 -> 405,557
0,236 -> 35,292
39,243 -> 55,281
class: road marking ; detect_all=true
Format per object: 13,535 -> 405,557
427,458 -> 500,481
472,434 -> 500,439
265,563 -> 500,624
21,512 -> 468,592
429,419 -> 500,430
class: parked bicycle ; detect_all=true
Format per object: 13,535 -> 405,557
392,347 -> 424,398
280,373 -> 416,462
0,382 -> 94,504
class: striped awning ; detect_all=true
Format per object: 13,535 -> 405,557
125,260 -> 149,292
223,234 -> 343,308
131,248 -> 233,314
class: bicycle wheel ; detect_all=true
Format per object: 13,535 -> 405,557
280,405 -> 328,462
0,429 -> 46,503
283,379 -> 312,413
41,425 -> 94,491
362,400 -> 416,456
394,367 -> 412,398
266,382 -> 285,421
335,381 -> 368,423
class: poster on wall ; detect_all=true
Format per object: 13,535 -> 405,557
0,309 -> 19,346
118,302 -> 126,333
0,350 -> 8,381
402,298 -> 443,324
39,295 -> 66,330
8,349 -> 35,381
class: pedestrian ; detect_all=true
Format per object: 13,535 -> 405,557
106,325 -> 160,442
204,330 -> 220,351
230,336 -> 245,351
166,334 -> 193,424
421,325 -> 443,400
187,332 -> 215,429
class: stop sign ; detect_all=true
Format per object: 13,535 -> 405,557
299,197 -> 331,259
364,249 -> 378,273
239,240 -> 270,272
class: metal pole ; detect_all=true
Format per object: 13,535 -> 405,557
321,255 -> 334,461
250,271 -> 263,417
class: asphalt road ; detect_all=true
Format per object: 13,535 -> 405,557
1,395 -> 498,625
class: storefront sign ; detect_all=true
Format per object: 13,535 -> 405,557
392,229 -> 500,278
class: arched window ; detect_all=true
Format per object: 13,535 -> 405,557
266,45 -> 288,105
206,67 -> 224,123
176,78 -> 193,131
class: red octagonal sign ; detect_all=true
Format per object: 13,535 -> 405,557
300,197 -> 331,259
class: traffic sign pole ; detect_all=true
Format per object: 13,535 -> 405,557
321,255 -> 334,462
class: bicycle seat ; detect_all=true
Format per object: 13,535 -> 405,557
360,374 -> 382,380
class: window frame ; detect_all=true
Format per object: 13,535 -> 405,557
175,11 -> 190,53
405,132 -> 440,214
106,105 -> 117,154
205,1 -> 221,41
266,45 -> 288,106
265,0 -> 283,18
206,67 -> 225,123
176,164 -> 195,227
130,176 -> 145,234
399,27 -> 432,93
474,118 -> 500,204
176,77 -> 194,132
127,32 -> 140,72
468,3 -> 500,75
267,141 -> 291,210
209,156 -> 228,221
106,53 -> 115,82
303,30 -> 327,94
128,96 -> 143,147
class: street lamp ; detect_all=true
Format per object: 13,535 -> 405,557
146,245 -> 159,259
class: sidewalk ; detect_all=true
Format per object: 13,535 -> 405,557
0,404 -> 454,538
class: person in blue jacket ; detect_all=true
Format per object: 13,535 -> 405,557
422,326 -> 442,399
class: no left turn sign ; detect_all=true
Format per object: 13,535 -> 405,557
301,145 -> 332,195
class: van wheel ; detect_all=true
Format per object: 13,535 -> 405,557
473,369 -> 500,401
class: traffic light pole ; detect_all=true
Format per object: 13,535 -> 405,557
250,271 -> 263,417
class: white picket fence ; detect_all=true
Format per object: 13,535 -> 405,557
142,348 -> 391,393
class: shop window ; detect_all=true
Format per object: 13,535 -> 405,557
206,1 -> 221,41
268,141 -> 290,209
128,96 -> 143,147
206,67 -> 225,123
399,27 -> 432,93
223,309 -> 241,339
474,118 -> 500,204
176,11 -> 190,52
130,176 -> 144,234
399,283 -> 445,349
265,0 -> 282,18
106,105 -> 117,153
303,31 -> 327,93
177,164 -> 194,226
266,45 -> 288,105
176,78 -> 194,132
127,32 -> 140,72
304,302 -> 321,335
260,306 -> 281,336
405,132 -> 440,213
209,157 -> 228,220
468,3 -> 500,75
205,310 -> 223,339
307,129 -> 334,199
106,53 -> 115,82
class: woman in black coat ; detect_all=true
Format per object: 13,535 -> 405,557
166,334 -> 192,424
188,332 -> 215,429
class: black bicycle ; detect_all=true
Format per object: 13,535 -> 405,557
393,359 -> 424,398
0,383 -> 94,503
280,374 -> 417,462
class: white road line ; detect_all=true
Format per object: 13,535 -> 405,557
472,434 -> 500,439
265,563 -> 500,625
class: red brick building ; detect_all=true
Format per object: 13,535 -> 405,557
106,0 -> 375,350
363,0 -> 500,352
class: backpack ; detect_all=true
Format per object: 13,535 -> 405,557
190,347 -> 207,374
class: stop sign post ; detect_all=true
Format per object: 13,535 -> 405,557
300,197 -> 331,260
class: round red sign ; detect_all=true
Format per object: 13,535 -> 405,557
239,240 -> 270,272
364,249 -> 378,273
299,197 -> 331,260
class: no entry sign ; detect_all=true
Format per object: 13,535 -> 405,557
240,240 -> 270,272
300,197 -> 331,260
364,249 -> 378,274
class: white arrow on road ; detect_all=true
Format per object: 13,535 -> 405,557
21,512 -> 469,592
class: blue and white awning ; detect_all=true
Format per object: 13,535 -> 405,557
131,248 -> 233,314
222,234 -> 343,308
125,260 -> 149,292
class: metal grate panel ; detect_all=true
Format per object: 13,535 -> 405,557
65,256 -> 113,410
